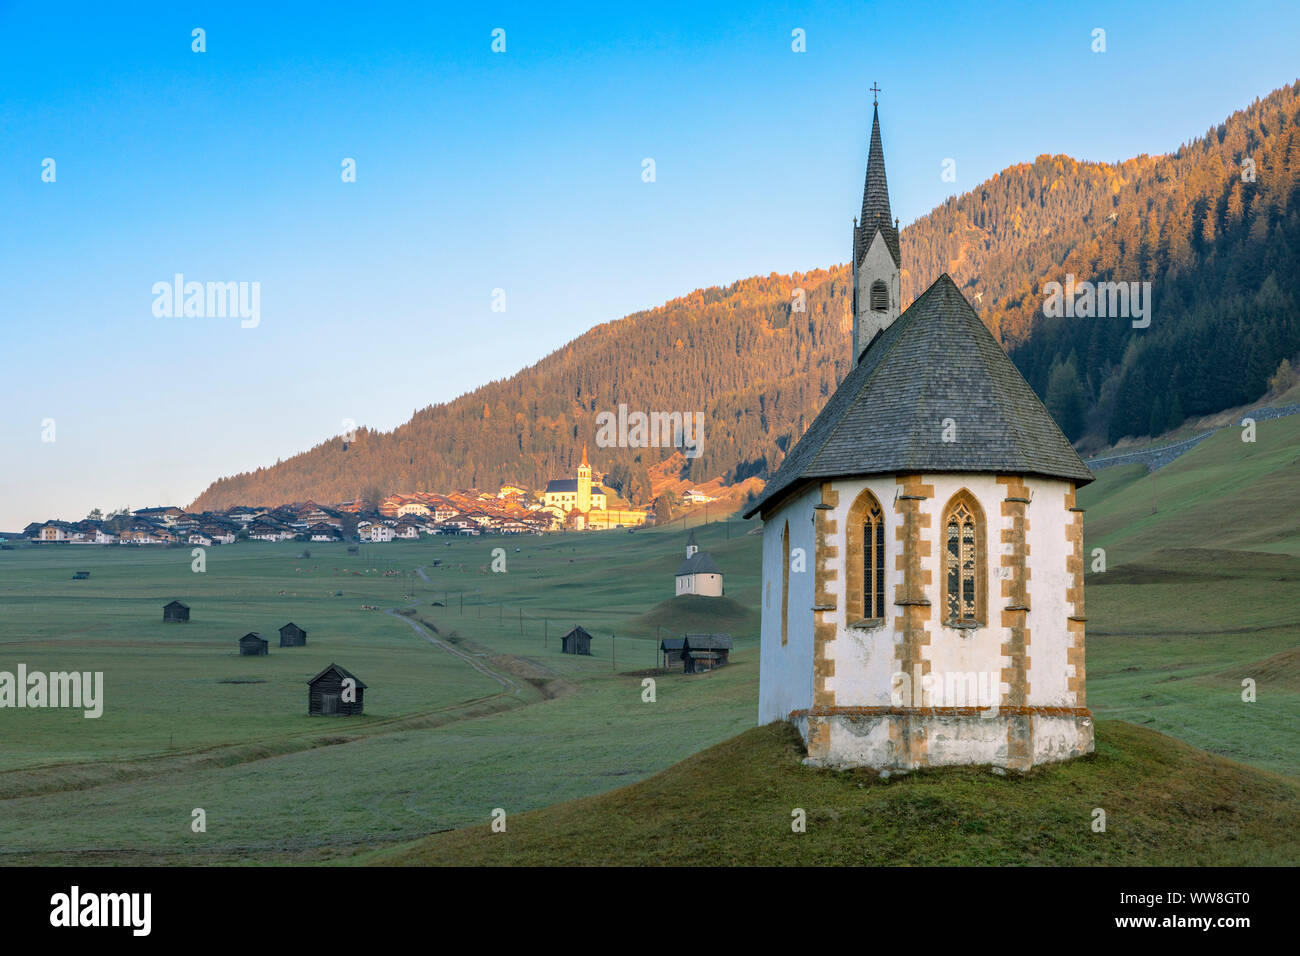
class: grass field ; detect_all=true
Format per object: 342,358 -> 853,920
0,521 -> 763,863
0,414 -> 1296,864
363,720 -> 1300,866
1078,415 -> 1300,776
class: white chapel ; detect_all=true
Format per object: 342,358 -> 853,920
744,97 -> 1095,772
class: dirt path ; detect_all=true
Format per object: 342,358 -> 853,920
385,573 -> 522,698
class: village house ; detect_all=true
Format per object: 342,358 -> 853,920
132,506 -> 185,526
120,523 -> 178,545
298,505 -> 342,528
436,519 -> 478,535
200,526 -> 236,545
431,501 -> 460,522
246,523 -> 284,542
28,521 -> 76,542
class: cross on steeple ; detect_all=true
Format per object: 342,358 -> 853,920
869,82 -> 881,104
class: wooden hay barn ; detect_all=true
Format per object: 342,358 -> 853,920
561,626 -> 594,656
239,633 -> 269,656
72,571 -> 90,580
681,633 -> 733,673
279,622 -> 307,647
162,600 -> 190,623
307,663 -> 366,716
660,637 -> 685,668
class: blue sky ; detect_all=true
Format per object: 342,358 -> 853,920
3,0 -> 1298,529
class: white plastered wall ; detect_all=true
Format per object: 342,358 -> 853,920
757,484 -> 819,724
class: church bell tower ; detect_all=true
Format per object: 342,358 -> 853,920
577,444 -> 592,513
851,86 -> 901,365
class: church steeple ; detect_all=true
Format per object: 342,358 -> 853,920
851,93 -> 902,365
576,444 -> 592,512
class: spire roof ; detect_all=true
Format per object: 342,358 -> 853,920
744,274 -> 1094,518
855,103 -> 900,268
580,444 -> 589,467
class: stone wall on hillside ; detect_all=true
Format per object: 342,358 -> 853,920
1085,403 -> 1300,473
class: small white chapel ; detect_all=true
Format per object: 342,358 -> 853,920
744,93 -> 1095,773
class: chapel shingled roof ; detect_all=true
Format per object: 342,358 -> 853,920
676,551 -> 723,576
744,274 -> 1093,518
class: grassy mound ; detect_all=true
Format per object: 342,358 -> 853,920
362,720 -> 1300,866
1227,645 -> 1300,692
621,593 -> 757,639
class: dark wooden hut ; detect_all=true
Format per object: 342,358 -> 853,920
73,570 -> 90,580
279,622 -> 307,647
162,600 -> 190,623
659,637 -> 685,668
307,663 -> 366,716
681,633 -> 733,673
561,626 -> 594,656
239,632 -> 269,656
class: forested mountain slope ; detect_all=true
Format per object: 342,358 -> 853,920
192,81 -> 1300,510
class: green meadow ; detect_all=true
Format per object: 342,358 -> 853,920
0,520 -> 763,863
0,414 -> 1296,864
1079,415 -> 1300,776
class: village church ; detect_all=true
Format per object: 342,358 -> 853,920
744,95 -> 1095,772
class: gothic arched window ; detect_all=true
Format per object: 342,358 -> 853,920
870,279 -> 888,312
942,491 -> 986,626
846,489 -> 886,625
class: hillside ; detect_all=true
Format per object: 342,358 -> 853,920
191,80 -> 1300,511
361,720 -> 1299,866
621,593 -> 757,640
